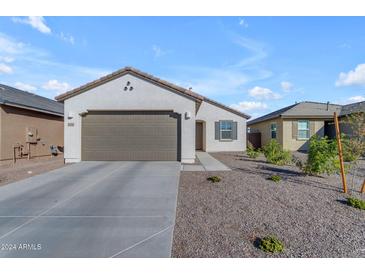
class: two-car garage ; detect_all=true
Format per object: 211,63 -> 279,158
81,111 -> 180,161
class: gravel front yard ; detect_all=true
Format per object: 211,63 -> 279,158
0,156 -> 65,186
172,152 -> 365,258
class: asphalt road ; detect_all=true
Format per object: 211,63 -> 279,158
0,161 -> 181,258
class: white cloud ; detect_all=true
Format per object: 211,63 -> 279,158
152,45 -> 168,58
248,86 -> 281,100
12,16 -> 51,34
232,36 -> 267,67
0,63 -> 13,74
170,67 -> 251,96
0,33 -> 24,54
165,34 -> 270,98
239,18 -> 249,28
338,43 -> 351,49
42,80 -> 71,95
14,82 -> 37,92
59,32 -> 75,45
230,101 -> 267,112
336,64 -> 365,86
0,56 -> 14,63
346,95 -> 365,104
281,81 -> 293,92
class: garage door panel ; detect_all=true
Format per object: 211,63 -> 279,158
82,125 -> 177,137
81,111 -> 179,161
82,137 -> 177,150
82,150 -> 177,161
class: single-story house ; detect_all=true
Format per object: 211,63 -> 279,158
247,100 -> 365,151
0,84 -> 64,161
55,67 -> 250,163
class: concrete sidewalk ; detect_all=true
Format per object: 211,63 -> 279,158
182,152 -> 230,171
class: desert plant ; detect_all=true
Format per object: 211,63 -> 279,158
268,174 -> 282,183
303,135 -> 340,176
347,197 -> 365,210
207,176 -> 221,183
247,142 -> 260,159
341,134 -> 364,162
263,140 -> 292,166
259,236 -> 284,253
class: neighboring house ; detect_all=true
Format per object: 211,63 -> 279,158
55,67 -> 250,163
336,100 -> 365,137
0,84 -> 64,161
247,101 -> 342,151
247,100 -> 365,151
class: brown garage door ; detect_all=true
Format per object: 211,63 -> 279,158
82,111 -> 180,161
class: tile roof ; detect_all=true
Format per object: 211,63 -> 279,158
247,101 -> 342,125
0,84 -> 64,116
340,100 -> 365,116
55,66 -> 250,119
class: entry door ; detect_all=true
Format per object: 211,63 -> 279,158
195,122 -> 203,150
81,111 -> 180,161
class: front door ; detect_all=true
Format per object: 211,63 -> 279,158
195,122 -> 203,150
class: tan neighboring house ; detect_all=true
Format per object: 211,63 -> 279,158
247,101 -> 343,151
0,84 -> 64,161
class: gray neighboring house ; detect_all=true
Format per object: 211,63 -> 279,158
55,67 -> 250,163
247,100 -> 365,151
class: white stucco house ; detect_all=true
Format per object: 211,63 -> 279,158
56,67 -> 250,163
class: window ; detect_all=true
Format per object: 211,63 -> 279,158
220,120 -> 233,140
271,123 -> 277,139
298,120 -> 310,139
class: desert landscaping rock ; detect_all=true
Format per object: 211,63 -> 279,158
172,152 -> 365,258
0,156 -> 65,187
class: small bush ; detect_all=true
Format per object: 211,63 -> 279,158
347,197 -> 365,210
247,142 -> 260,159
341,135 -> 364,162
303,135 -> 340,176
259,236 -> 284,253
207,176 -> 221,183
268,174 -> 282,183
263,140 -> 292,166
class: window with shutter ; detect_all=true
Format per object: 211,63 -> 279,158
220,120 -> 233,140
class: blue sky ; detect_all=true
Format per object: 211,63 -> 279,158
0,16 -> 364,118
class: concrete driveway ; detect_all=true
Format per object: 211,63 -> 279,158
0,161 -> 180,258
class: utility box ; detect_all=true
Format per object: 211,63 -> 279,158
26,127 -> 38,143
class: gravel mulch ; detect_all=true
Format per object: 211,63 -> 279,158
0,156 -> 66,187
172,152 -> 365,258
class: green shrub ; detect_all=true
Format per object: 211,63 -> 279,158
268,174 -> 282,183
207,176 -> 221,183
341,134 -> 364,162
259,236 -> 284,253
303,135 -> 340,176
247,142 -> 260,159
347,197 -> 365,210
263,140 -> 292,166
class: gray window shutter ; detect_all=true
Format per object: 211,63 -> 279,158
292,121 -> 298,139
232,122 -> 238,140
309,121 -> 315,136
215,121 -> 220,140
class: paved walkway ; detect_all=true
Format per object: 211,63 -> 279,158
0,161 -> 180,258
182,152 -> 230,171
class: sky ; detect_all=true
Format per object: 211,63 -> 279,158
0,16 -> 364,119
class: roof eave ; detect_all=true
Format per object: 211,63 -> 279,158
0,101 -> 64,117
55,67 -> 204,103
